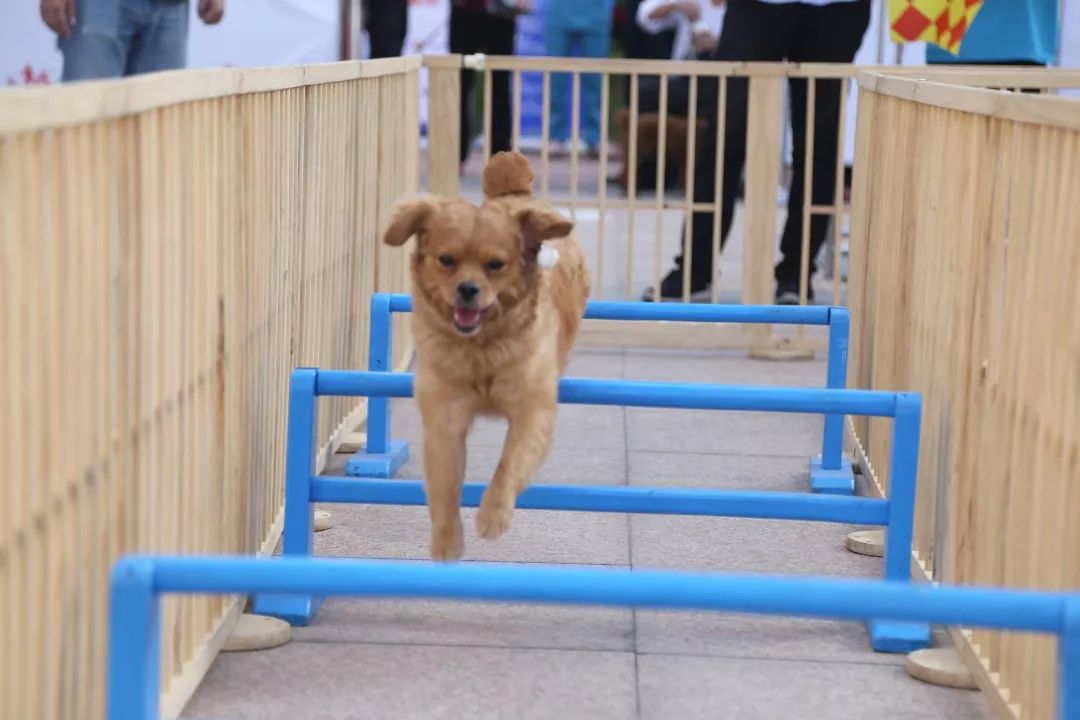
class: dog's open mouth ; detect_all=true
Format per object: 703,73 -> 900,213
452,305 -> 486,335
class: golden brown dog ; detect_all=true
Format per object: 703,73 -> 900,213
382,151 -> 591,561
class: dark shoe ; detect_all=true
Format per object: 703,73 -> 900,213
641,266 -> 711,302
775,281 -> 814,305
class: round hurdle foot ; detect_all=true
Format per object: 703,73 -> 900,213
749,344 -> 815,361
314,509 -> 333,532
223,613 -> 292,652
845,529 -> 884,557
905,648 -> 978,690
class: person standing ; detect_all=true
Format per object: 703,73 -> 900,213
644,0 -> 871,304
42,0 -> 225,82
924,0 -> 1059,68
450,0 -> 530,169
544,0 -> 616,155
364,0 -> 409,59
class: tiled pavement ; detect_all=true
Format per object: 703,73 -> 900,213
184,346 -> 991,720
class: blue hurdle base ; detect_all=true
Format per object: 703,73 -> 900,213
251,593 -> 324,626
809,454 -> 855,495
868,619 -> 932,653
345,440 -> 410,478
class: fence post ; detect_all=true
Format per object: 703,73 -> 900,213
107,557 -> 159,720
742,72 -> 783,350
346,294 -> 410,477
810,306 -> 855,494
426,55 -> 463,197
869,392 -> 930,653
253,369 -> 324,625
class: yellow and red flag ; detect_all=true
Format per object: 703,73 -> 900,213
889,0 -> 984,55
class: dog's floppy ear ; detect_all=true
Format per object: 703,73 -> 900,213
383,195 -> 443,247
514,205 -> 573,251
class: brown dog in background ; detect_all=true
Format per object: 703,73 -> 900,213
382,151 -> 591,561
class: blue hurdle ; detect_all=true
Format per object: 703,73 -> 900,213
350,292 -> 855,494
108,555 -> 1080,720
253,368 -> 927,653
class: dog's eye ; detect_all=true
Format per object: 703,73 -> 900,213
486,259 -> 506,272
438,254 -> 455,268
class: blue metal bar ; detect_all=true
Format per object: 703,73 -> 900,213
283,370 -> 317,557
381,292 -> 832,325
135,556 -> 1075,633
821,307 -> 850,467
311,477 -> 890,525
1061,600 -> 1080,720
366,293 -> 393,454
884,394 -> 920,583
109,554 -> 1080,719
315,370 -> 900,417
868,392 -> 929,652
107,558 -> 159,720
250,369 -> 323,623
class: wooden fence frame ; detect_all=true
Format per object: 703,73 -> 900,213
849,70 -> 1080,720
425,56 -> 1080,358
0,56 -> 420,720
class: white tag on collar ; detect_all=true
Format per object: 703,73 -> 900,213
537,244 -> 560,269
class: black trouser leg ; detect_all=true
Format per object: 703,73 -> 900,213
776,0 -> 870,285
366,0 -> 407,58
681,75 -> 749,283
449,10 -> 475,164
449,12 -> 515,164
775,75 -> 844,286
679,0 -> 793,282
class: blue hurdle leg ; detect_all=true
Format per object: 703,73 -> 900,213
1060,601 -> 1080,719
347,293 -> 410,478
107,557 -> 160,720
868,394 -> 930,653
810,307 -> 855,495
253,369 -> 324,625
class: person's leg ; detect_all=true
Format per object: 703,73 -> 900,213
366,0 -> 408,58
127,0 -> 189,76
775,0 -> 870,299
58,0 -> 129,81
449,9 -> 477,165
486,16 -> 517,156
545,25 -> 572,144
581,30 -> 612,149
647,0 -> 794,300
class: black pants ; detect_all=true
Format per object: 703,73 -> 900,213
449,9 -> 516,165
365,0 -> 408,58
682,0 -> 870,287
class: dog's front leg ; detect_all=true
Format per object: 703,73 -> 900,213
419,394 -> 473,561
476,400 -> 556,540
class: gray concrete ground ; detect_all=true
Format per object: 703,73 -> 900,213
182,153 -> 980,719
183,346 -> 991,720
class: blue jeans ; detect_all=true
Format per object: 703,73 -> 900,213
544,27 -> 610,148
59,0 -> 189,81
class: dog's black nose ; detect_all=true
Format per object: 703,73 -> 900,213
457,282 -> 479,303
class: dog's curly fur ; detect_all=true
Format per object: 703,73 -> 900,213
382,151 -> 591,560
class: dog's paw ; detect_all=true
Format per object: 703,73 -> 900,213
430,524 -> 464,562
476,493 -> 513,540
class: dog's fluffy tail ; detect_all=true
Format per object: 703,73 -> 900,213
482,151 -> 534,199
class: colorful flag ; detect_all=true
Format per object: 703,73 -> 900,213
889,0 -> 984,55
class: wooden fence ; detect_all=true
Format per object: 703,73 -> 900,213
849,71 -> 1080,719
429,56 -> 1080,358
3,54 -> 1079,720
0,57 -> 419,720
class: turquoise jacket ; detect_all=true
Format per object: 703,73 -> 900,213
925,0 -> 1059,65
545,0 -> 615,31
